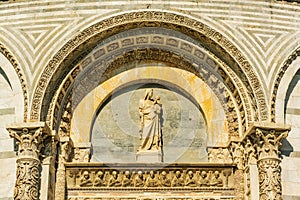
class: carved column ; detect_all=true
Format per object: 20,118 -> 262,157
55,137 -> 71,200
246,123 -> 290,200
7,122 -> 50,200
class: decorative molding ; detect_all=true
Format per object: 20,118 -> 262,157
271,47 -> 300,122
65,163 -> 236,199
31,10 -> 266,123
0,42 -> 28,121
258,158 -> 282,200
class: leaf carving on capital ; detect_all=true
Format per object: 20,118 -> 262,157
208,148 -> 233,163
8,127 -> 47,159
255,128 -> 288,159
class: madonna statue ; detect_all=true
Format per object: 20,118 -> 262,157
138,89 -> 162,152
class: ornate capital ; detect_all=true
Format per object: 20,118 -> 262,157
246,123 -> 290,160
242,123 -> 290,200
7,122 -> 50,159
7,122 -> 50,200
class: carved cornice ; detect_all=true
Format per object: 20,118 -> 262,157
0,42 -> 28,121
31,10 -> 267,123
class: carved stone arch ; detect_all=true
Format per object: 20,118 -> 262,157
51,48 -> 244,143
0,42 -> 28,122
271,46 -> 300,123
31,10 -> 267,123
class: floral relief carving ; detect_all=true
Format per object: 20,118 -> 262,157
7,123 -> 50,200
258,159 -> 282,200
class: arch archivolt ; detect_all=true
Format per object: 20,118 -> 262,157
71,66 -> 228,147
271,46 -> 300,123
32,10 -> 267,124
0,42 -> 28,122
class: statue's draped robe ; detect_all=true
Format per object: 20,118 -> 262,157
139,99 -> 161,151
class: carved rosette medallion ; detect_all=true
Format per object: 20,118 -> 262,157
7,122 -> 50,200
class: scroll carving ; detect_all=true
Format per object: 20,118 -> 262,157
15,159 -> 40,200
72,147 -> 90,162
7,123 -> 50,200
258,159 -> 282,200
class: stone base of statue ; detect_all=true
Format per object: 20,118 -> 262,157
136,150 -> 162,163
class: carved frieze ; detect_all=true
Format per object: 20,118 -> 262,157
65,164 -> 235,190
65,163 -> 236,200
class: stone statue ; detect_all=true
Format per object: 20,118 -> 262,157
134,171 -> 144,187
94,171 -> 106,187
145,171 -> 158,187
107,171 -> 121,187
121,171 -> 132,187
79,171 -> 93,187
138,89 -> 162,152
210,171 -> 223,187
159,171 -> 171,187
184,171 -> 197,187
199,171 -> 209,187
171,171 -> 184,187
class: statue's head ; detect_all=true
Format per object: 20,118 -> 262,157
83,171 -> 89,178
175,171 -> 181,178
97,171 -> 103,178
188,171 -> 193,178
125,171 -> 130,177
138,171 -> 143,178
149,170 -> 155,178
201,171 -> 207,178
144,89 -> 153,100
161,171 -> 167,177
112,171 -> 118,178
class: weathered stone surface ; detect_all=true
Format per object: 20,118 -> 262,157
0,0 -> 299,199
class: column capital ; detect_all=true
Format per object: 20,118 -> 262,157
7,122 -> 50,159
245,122 -> 290,160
